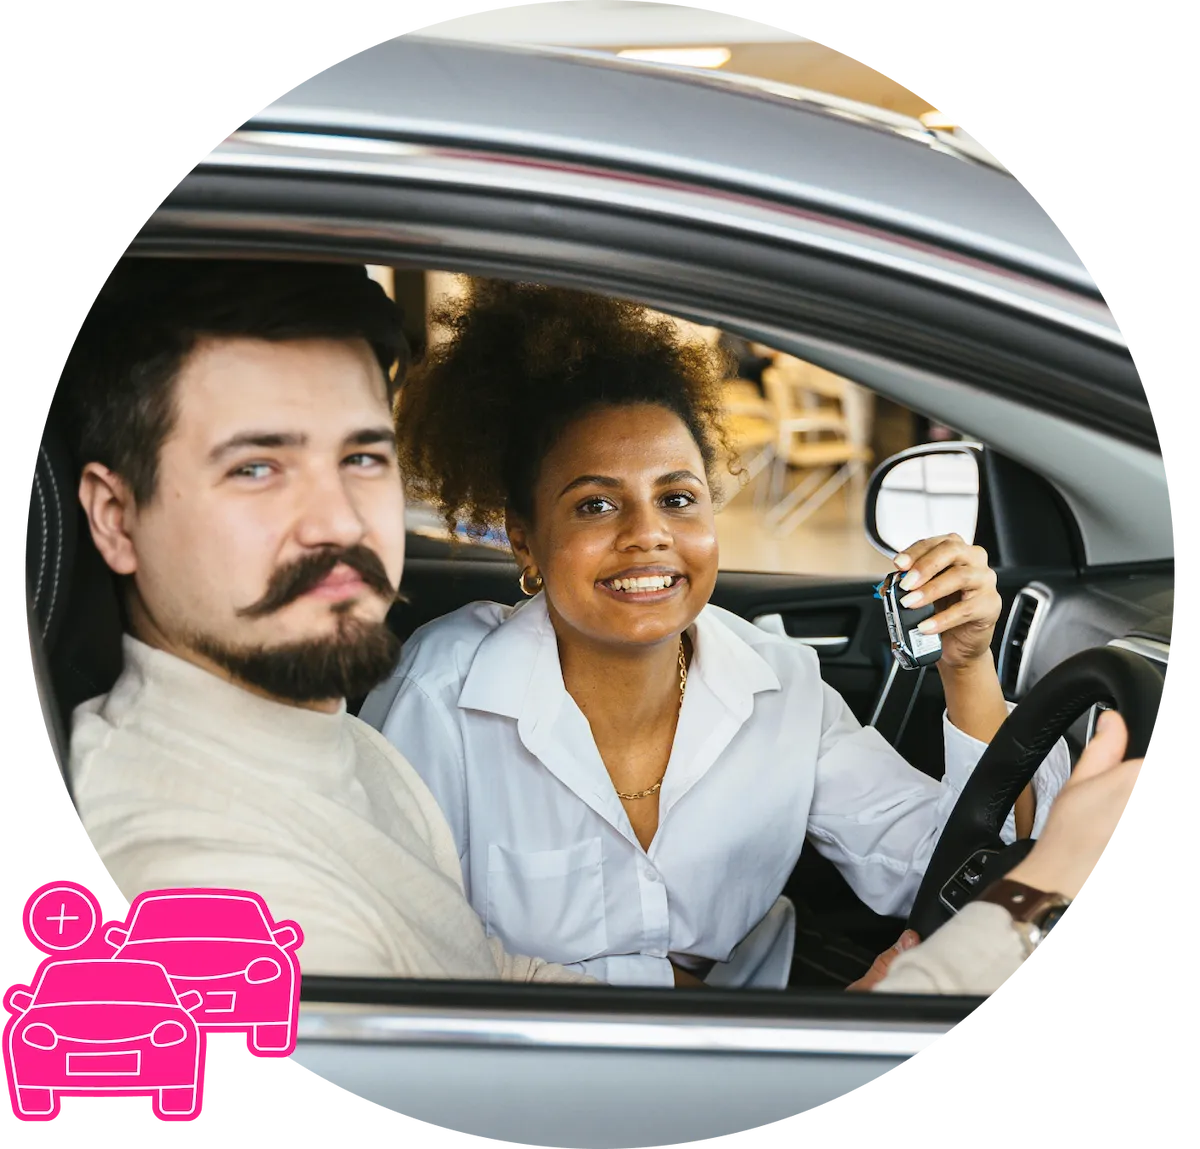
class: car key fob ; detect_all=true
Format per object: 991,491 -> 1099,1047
876,570 -> 942,670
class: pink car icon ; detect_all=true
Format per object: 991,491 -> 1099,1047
104,890 -> 302,1056
4,958 -> 204,1121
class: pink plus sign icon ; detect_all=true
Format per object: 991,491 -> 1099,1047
23,882 -> 102,954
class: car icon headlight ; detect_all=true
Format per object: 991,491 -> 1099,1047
150,1020 -> 188,1047
245,957 -> 282,984
22,1022 -> 58,1050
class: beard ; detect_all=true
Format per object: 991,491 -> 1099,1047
188,542 -> 402,703
192,610 -> 400,704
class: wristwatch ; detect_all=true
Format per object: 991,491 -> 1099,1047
976,878 -> 1071,956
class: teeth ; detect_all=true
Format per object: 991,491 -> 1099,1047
608,575 -> 678,592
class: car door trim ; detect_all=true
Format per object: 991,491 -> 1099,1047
297,1001 -> 948,1057
201,137 -> 1124,350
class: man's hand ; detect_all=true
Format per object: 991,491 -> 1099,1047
846,929 -> 920,991
1006,710 -> 1142,900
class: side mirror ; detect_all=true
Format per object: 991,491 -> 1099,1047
104,926 -> 129,949
178,990 -> 204,1012
271,924 -> 301,950
5,987 -> 34,1013
865,443 -> 982,557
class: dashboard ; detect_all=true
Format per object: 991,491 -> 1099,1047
997,565 -> 1172,750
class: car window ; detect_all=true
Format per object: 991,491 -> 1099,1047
126,897 -> 272,942
35,961 -> 177,1005
405,270 -> 960,579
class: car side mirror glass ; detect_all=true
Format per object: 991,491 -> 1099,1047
178,990 -> 204,1012
104,926 -> 129,949
865,443 -> 981,557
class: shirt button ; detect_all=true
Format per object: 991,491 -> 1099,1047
642,867 -> 660,883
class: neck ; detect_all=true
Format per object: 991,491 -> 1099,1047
127,598 -> 342,715
552,619 -> 686,737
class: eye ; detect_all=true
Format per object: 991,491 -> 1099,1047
577,495 -> 617,515
229,461 -> 275,482
660,490 -> 697,509
343,451 -> 390,471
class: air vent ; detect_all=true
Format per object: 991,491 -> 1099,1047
998,586 -> 1050,697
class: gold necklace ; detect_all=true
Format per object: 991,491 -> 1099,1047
615,637 -> 687,802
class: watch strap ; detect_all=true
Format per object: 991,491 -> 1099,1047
977,877 -> 1069,921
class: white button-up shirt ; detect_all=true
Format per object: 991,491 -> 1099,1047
361,595 -> 1069,987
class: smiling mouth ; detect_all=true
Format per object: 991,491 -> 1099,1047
598,573 -> 686,595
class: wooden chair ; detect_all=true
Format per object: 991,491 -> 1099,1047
721,378 -> 778,508
760,356 -> 874,535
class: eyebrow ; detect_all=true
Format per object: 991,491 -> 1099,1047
207,426 -> 396,464
557,470 -> 704,499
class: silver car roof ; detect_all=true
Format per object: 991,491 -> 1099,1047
253,36 -> 1093,292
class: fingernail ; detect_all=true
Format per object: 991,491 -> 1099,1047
900,571 -> 919,591
901,930 -> 919,949
895,553 -> 911,569
917,619 -> 937,634
900,591 -> 923,608
1096,710 -> 1115,734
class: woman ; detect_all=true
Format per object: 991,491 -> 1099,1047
361,281 -> 1070,988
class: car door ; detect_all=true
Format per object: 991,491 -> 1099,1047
292,974 -> 978,1145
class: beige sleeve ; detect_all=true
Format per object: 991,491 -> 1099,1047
487,937 -> 599,985
100,840 -> 404,977
872,902 -> 1028,995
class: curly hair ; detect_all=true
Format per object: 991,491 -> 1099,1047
396,280 -> 737,537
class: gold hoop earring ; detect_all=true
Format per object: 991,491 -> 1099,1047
519,568 -> 544,597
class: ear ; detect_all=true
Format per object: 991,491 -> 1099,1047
504,509 -> 535,572
79,462 -> 139,576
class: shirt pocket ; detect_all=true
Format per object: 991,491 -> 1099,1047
485,837 -> 608,964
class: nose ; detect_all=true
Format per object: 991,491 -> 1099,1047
615,497 -> 672,552
292,467 -> 369,551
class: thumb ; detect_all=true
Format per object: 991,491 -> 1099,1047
1073,710 -> 1129,783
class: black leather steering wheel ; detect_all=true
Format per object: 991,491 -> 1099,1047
906,646 -> 1164,940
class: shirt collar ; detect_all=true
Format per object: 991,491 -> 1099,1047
456,594 -> 781,723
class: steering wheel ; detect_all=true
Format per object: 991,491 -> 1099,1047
905,645 -> 1164,940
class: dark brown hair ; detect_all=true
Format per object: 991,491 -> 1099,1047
54,258 -> 408,505
396,280 -> 736,537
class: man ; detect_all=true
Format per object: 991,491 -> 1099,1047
59,258 -> 583,980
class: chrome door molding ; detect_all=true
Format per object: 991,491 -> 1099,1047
297,1000 -> 950,1058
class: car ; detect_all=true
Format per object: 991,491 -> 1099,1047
3,959 -> 203,1121
103,891 -> 303,1056
25,32 -> 1170,1146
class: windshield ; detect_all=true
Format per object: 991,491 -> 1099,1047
35,960 -> 177,1005
126,896 -> 272,942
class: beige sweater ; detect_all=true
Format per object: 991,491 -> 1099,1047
71,638 -> 1029,995
70,637 -> 586,982
875,901 -> 1028,994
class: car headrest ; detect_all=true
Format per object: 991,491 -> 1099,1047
27,419 -> 126,776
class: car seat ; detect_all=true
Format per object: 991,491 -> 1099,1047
26,417 -> 126,796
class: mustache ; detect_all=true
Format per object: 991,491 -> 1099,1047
237,545 -> 397,619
